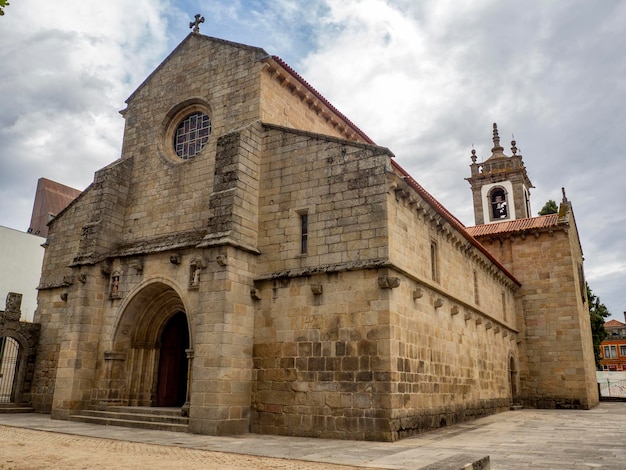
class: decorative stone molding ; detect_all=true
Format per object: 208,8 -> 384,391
434,298 -> 444,308
413,288 -> 423,299
216,254 -> 228,266
77,273 -> 87,283
310,284 -> 323,295
485,322 -> 493,330
129,258 -> 143,273
104,351 -> 126,361
378,275 -> 400,289
451,305 -> 459,315
60,292 -> 68,302
464,312 -> 472,321
170,254 -> 181,265
2,292 -> 23,321
250,288 -> 262,300
100,262 -> 112,276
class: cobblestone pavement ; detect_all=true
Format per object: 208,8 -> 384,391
0,426 -> 377,470
1,402 -> 626,469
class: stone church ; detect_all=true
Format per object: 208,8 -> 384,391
27,25 -> 598,441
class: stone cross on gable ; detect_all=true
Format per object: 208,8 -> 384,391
190,14 -> 205,33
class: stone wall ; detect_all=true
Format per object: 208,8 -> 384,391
256,126 -> 390,274
251,125 -> 520,440
383,176 -> 519,438
252,269 -> 393,441
259,68 -> 360,142
475,204 -> 599,409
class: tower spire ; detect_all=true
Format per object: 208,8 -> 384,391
490,123 -> 504,157
465,123 -> 534,224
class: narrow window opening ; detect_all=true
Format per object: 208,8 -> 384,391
430,241 -> 439,282
300,212 -> 308,255
473,270 -> 480,305
502,292 -> 507,322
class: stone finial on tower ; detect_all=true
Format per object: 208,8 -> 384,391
469,147 -> 479,176
490,123 -> 505,158
189,14 -> 205,34
562,187 -> 568,202
511,138 -> 518,156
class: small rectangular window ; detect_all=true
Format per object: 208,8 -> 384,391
473,270 -> 480,305
604,345 -> 617,359
502,292 -> 507,322
300,213 -> 308,255
430,241 -> 438,282
620,345 -> 626,357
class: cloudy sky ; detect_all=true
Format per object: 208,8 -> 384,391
0,0 -> 624,320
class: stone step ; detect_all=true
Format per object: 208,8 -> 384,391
68,414 -> 189,433
100,406 -> 183,417
75,408 -> 188,425
0,403 -> 35,413
510,404 -> 524,411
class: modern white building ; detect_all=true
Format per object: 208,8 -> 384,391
0,226 -> 45,322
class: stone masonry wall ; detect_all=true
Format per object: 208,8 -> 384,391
252,127 -> 393,440
256,126 -> 390,274
384,178 -> 520,438
119,35 -> 266,241
475,212 -> 599,409
259,71 -> 361,143
32,186 -> 95,411
252,269 -> 393,441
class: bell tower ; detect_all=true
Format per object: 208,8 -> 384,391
466,123 -> 534,225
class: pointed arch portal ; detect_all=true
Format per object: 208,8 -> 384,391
109,282 -> 191,408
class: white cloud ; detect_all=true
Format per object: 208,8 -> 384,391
294,0 -> 626,318
0,0 -> 171,231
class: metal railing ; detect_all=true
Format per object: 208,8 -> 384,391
598,378 -> 626,398
0,337 -> 20,403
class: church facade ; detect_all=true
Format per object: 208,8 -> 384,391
29,30 -> 598,441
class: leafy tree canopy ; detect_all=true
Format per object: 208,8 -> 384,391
587,283 -> 610,368
0,0 -> 9,16
538,199 -> 559,215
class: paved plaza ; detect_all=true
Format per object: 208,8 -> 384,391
1,402 -> 625,469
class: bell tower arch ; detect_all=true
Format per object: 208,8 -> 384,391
466,123 -> 534,225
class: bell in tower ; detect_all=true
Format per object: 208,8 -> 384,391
465,123 -> 534,225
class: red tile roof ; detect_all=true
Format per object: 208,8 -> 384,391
465,214 -> 560,238
605,319 -> 626,328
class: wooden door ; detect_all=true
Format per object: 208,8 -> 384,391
156,312 -> 189,407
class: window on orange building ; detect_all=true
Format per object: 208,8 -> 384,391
604,345 -> 617,358
620,345 -> 626,356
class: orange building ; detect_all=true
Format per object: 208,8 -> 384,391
599,314 -> 626,371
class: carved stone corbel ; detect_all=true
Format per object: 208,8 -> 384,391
378,276 -> 400,289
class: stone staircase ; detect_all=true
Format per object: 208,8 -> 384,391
0,403 -> 35,413
68,406 -> 189,433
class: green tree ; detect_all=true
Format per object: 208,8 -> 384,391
587,283 -> 609,368
0,0 -> 9,16
538,199 -> 558,215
